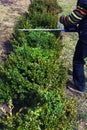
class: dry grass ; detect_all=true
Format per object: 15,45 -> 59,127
58,0 -> 87,129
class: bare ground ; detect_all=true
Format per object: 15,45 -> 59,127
0,0 -> 30,63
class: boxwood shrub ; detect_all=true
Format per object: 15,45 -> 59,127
0,46 -> 66,103
12,29 -> 62,56
0,89 -> 76,130
0,0 -> 76,129
29,0 -> 62,14
28,0 -> 62,29
12,0 -> 61,49
12,17 -> 61,49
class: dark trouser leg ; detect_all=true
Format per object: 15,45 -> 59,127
73,39 -> 87,92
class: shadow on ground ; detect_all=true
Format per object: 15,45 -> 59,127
0,0 -> 13,5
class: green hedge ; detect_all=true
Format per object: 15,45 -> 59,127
29,0 -> 62,15
28,0 -> 61,29
0,90 -> 76,130
11,0 -> 61,49
0,46 -> 66,103
0,0 -> 76,129
12,27 -> 62,52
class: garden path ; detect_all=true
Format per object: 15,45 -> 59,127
0,0 -> 30,64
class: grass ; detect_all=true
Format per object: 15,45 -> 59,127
58,0 -> 87,129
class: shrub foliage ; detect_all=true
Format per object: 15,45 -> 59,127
0,0 -> 76,129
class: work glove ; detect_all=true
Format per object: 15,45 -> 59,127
59,15 -> 78,32
59,15 -> 66,25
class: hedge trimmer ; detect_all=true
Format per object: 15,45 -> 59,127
18,22 -> 78,32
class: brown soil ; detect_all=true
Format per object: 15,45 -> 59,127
0,0 -> 30,63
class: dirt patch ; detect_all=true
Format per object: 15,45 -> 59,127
0,0 -> 30,63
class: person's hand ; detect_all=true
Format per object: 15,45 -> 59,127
59,15 -> 65,25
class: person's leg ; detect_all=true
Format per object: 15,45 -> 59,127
73,39 -> 87,92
